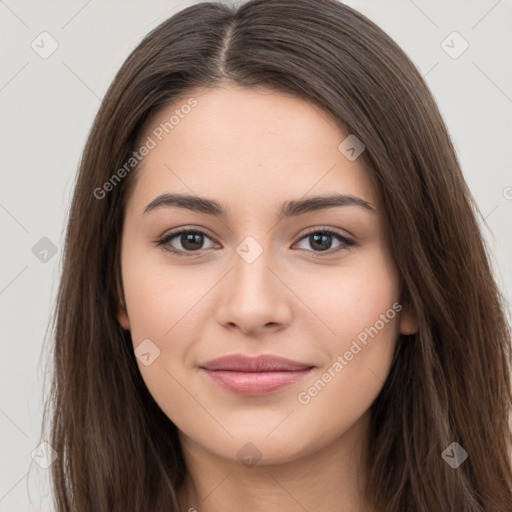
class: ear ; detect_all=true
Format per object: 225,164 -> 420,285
117,302 -> 131,331
115,268 -> 130,330
399,302 -> 418,335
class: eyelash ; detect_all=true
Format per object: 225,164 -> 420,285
155,226 -> 357,258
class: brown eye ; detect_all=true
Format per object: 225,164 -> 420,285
293,229 -> 356,256
156,228 -> 217,256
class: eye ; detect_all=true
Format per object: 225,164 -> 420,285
292,228 -> 356,256
155,227 -> 217,256
155,226 -> 356,258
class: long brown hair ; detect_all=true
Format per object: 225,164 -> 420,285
41,0 -> 512,510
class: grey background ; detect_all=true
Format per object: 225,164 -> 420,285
1,0 -> 511,510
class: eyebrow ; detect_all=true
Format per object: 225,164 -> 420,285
143,192 -> 375,218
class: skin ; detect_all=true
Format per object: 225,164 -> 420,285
117,83 -> 418,512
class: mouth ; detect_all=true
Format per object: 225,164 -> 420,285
198,354 -> 315,396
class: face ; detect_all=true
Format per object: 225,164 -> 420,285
117,83 -> 417,466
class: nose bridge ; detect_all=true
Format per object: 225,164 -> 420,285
214,232 -> 291,333
232,233 -> 277,302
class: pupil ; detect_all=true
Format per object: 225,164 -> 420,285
311,233 -> 331,251
182,233 -> 203,251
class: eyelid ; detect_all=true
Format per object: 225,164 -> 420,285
298,225 -> 355,241
157,224 -> 216,241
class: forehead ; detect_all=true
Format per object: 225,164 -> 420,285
127,84 -> 378,215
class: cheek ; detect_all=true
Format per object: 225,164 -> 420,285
122,264 -> 207,429
121,254 -> 212,410
292,248 -> 401,408
121,242 -> 206,344
292,246 -> 400,348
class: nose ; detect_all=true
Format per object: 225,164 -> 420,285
214,243 -> 293,336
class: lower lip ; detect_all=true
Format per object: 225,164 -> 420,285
200,368 -> 314,395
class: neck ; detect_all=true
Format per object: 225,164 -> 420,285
177,410 -> 375,512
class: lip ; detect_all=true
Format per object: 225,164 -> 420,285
199,354 -> 315,396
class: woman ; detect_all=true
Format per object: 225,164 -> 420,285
42,0 -> 512,510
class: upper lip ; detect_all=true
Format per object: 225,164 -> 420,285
199,354 -> 314,372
